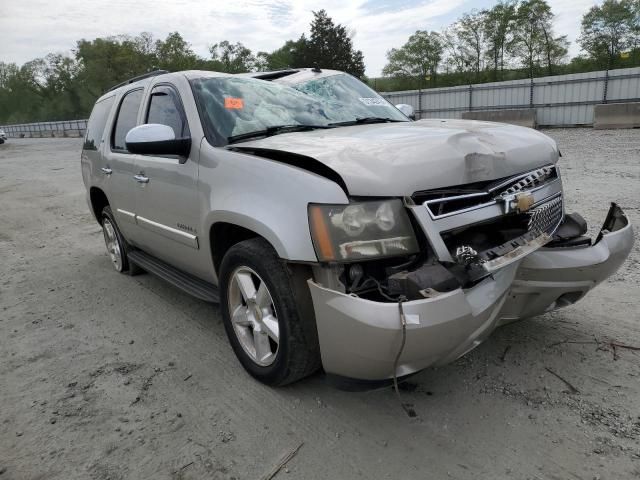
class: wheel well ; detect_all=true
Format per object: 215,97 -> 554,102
210,223 -> 261,275
89,187 -> 109,224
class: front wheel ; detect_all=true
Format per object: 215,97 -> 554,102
219,238 -> 321,386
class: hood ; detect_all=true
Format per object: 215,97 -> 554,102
233,119 -> 559,197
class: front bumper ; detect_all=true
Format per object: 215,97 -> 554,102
308,204 -> 634,382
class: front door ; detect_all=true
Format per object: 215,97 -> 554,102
132,84 -> 204,278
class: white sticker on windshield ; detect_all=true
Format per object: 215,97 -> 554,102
358,97 -> 387,106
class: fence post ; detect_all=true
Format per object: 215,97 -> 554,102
417,87 -> 422,120
602,69 -> 609,104
468,84 -> 473,111
530,78 -> 534,108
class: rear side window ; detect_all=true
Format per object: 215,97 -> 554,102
83,96 -> 115,151
146,86 -> 189,138
112,89 -> 143,151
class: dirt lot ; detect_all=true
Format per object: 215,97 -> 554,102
1,130 -> 639,480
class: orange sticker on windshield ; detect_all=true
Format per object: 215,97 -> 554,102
224,97 -> 244,109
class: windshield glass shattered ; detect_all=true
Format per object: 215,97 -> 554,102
191,74 -> 407,145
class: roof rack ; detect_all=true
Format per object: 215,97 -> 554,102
107,70 -> 169,92
251,69 -> 300,81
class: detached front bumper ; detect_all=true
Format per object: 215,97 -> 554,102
308,204 -> 634,382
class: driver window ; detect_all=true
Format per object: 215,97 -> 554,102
146,86 -> 189,138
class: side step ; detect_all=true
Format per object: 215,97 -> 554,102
128,250 -> 220,303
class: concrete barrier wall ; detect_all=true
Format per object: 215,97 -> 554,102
593,102 -> 640,129
461,109 -> 537,128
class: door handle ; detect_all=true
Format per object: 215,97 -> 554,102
134,174 -> 149,184
101,167 -> 112,175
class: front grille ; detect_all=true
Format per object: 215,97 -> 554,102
414,165 -> 558,219
440,193 -> 564,267
528,194 -> 563,236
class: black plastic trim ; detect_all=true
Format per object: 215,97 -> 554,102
229,146 -> 349,195
128,250 -> 219,303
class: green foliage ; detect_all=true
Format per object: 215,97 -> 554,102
209,41 -> 257,73
382,31 -> 443,87
0,10 -> 369,123
256,39 -> 305,71
483,1 -> 517,80
377,0 -> 638,91
291,10 -> 366,78
2,3 -> 640,124
579,0 -> 637,68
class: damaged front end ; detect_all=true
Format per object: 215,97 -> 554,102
307,164 -> 634,382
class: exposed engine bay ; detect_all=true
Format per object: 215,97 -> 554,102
315,210 -> 594,303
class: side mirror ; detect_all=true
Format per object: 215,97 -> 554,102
125,124 -> 191,157
395,104 -> 415,120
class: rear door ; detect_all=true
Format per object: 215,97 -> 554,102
81,95 -> 115,202
132,84 -> 203,276
102,88 -> 145,242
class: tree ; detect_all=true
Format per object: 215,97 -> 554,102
209,41 -> 257,73
511,0 -> 550,77
455,11 -> 487,80
155,32 -> 198,72
441,26 -> 469,75
257,39 -> 305,71
382,31 -> 443,86
579,0 -> 637,68
75,34 -> 158,98
483,1 -> 517,80
292,10 -> 365,77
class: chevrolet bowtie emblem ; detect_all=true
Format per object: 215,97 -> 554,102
515,192 -> 535,212
499,191 -> 535,214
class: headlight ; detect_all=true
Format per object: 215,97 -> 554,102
308,199 -> 419,262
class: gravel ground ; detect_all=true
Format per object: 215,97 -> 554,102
1,129 -> 639,480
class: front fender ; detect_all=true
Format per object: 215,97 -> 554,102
199,141 -> 349,263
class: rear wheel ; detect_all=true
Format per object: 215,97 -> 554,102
101,206 -> 129,273
219,238 -> 321,386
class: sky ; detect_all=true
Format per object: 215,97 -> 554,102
0,0 -> 601,77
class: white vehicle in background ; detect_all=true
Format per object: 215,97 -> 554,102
0,129 -> 6,143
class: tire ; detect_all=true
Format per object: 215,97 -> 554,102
219,238 -> 321,386
101,206 -> 130,273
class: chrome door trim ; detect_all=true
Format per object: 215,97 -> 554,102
116,208 -> 136,224
136,215 -> 199,249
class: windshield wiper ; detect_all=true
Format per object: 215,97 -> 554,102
227,124 -> 332,144
329,117 -> 404,127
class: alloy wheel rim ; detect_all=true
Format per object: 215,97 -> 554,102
227,266 -> 279,367
102,218 -> 123,271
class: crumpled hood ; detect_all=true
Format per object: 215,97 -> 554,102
233,119 -> 559,196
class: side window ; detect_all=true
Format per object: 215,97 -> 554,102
111,89 -> 143,152
146,86 -> 189,138
83,96 -> 115,151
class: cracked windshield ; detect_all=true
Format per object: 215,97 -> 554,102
191,73 -> 407,144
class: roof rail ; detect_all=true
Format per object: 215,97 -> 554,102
251,69 -> 300,81
107,70 -> 169,92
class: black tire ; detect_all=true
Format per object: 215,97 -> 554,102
101,206 -> 130,273
219,238 -> 321,386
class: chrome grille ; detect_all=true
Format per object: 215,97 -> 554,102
528,195 -> 564,236
498,165 -> 554,198
417,164 -> 558,219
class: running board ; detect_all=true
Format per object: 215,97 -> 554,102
127,250 -> 219,303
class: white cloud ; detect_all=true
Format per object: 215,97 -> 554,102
0,0 -> 601,76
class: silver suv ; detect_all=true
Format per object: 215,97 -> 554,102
81,68 -> 634,387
